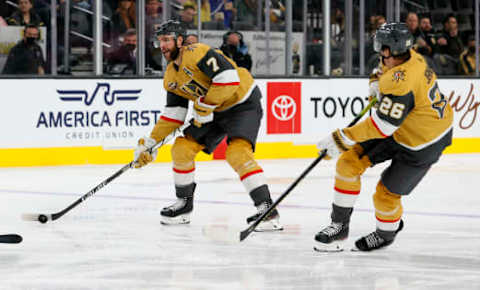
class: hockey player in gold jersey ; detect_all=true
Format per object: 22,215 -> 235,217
314,23 -> 453,252
133,20 -> 282,230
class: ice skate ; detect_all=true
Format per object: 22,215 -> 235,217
353,220 -> 404,251
246,201 -> 283,231
160,197 -> 193,225
314,222 -> 349,252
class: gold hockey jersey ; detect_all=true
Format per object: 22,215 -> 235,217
149,43 -> 255,142
344,49 -> 453,150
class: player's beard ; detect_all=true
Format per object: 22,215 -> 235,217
164,45 -> 180,62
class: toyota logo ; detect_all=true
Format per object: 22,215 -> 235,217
271,95 -> 297,121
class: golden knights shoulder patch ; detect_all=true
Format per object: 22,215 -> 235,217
168,82 -> 177,90
424,67 -> 434,84
186,45 -> 197,52
392,70 -> 406,82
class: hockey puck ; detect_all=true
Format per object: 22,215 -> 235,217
38,215 -> 48,224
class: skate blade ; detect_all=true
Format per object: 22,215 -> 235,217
313,240 -> 345,252
160,213 -> 191,225
251,219 -> 284,232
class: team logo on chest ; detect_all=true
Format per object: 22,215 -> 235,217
181,79 -> 207,98
392,69 -> 406,82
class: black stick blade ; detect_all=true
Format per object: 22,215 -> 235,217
0,234 -> 22,244
239,227 -> 254,242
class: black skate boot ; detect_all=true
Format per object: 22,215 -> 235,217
160,183 -> 196,225
314,222 -> 349,252
353,219 -> 404,251
314,204 -> 353,252
246,200 -> 283,231
246,185 -> 283,231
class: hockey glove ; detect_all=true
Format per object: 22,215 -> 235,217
369,80 -> 381,108
369,67 -> 382,108
193,97 -> 217,127
317,129 -> 356,160
134,136 -> 158,168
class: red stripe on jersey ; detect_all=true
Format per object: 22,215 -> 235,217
375,216 -> 401,223
212,82 -> 240,86
173,167 -> 195,174
161,115 -> 184,124
369,116 -> 389,137
334,186 -> 360,195
240,169 -> 263,181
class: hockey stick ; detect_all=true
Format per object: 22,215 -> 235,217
239,97 -> 378,242
0,234 -> 22,244
22,123 -> 189,224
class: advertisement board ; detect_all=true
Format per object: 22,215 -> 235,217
260,78 -> 480,144
0,77 -> 479,166
0,79 -> 165,149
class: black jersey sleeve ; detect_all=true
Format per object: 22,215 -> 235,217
196,48 -> 235,79
166,91 -> 189,108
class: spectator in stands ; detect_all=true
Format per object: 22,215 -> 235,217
193,0 -> 211,23
437,14 -> 464,59
234,0 -> 256,26
368,16 -> 378,37
435,14 -> 464,75
376,15 -> 386,27
416,14 -> 437,57
331,8 -> 345,47
106,28 -> 136,75
178,2 -> 197,29
146,0 -> 162,40
185,34 -> 199,45
145,0 -> 163,71
459,34 -> 477,75
6,0 -> 44,26
406,12 -> 420,38
367,15 -> 386,38
292,42 -> 300,74
365,15 -> 386,72
2,24 -> 45,75
220,31 -> 252,71
269,0 -> 285,25
210,0 -> 234,29
112,0 -> 136,38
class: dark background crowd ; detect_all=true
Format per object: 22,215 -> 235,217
0,0 -> 478,76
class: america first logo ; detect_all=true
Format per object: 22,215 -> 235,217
36,82 -> 161,131
57,82 -> 141,105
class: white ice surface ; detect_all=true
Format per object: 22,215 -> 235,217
0,154 -> 479,290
